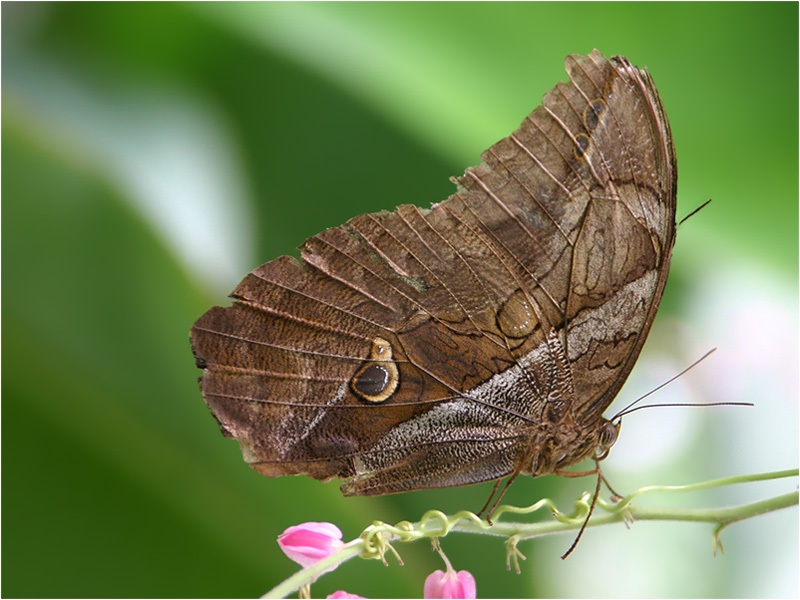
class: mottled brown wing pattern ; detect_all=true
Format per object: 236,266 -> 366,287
190,50 -> 676,496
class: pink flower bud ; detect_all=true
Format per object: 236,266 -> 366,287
277,522 -> 345,569
423,567 -> 477,599
326,592 -> 366,599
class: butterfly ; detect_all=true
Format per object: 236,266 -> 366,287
190,50 -> 676,524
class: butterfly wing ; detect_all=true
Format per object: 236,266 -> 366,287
190,50 -> 676,494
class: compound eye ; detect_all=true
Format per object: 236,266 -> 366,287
595,420 -> 619,460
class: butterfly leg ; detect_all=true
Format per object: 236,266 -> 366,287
478,443 -> 542,524
600,473 -> 624,501
477,478 -> 504,520
480,472 -> 524,525
557,459 -> 604,559
555,466 -> 624,500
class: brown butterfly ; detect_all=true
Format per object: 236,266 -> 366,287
190,50 -> 676,523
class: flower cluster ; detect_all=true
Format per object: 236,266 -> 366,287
277,522 -> 476,599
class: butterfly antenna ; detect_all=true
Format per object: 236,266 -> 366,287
612,349 -> 753,421
612,349 -> 715,420
617,400 -> 754,419
678,199 -> 712,226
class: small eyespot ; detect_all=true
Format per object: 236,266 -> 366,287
574,133 -> 591,159
497,289 -> 538,339
583,98 -> 607,131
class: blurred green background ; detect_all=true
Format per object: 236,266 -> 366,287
3,3 -> 798,598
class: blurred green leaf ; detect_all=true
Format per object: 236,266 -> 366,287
3,3 -> 797,598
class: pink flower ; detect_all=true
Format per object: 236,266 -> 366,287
326,592 -> 366,599
423,564 -> 476,599
277,522 -> 345,569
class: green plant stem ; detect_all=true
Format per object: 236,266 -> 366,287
475,491 -> 798,538
262,542 -> 365,600
261,469 -> 798,599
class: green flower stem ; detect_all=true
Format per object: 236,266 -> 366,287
262,469 -> 798,599
262,541 -> 365,599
